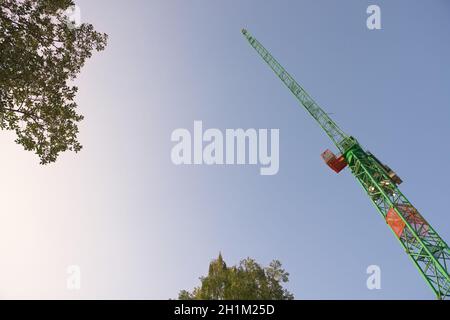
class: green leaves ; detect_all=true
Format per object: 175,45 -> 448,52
178,254 -> 294,300
0,0 -> 107,164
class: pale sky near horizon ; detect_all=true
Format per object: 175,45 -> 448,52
1,0 -> 449,299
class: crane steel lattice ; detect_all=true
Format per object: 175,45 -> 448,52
241,29 -> 450,299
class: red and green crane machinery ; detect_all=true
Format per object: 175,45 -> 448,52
241,29 -> 449,299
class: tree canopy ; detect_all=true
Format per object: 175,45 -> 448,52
179,254 -> 294,300
0,0 -> 107,163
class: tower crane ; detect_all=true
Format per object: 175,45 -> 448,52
241,28 -> 449,299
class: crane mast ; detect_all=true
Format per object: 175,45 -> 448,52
242,28 -> 450,299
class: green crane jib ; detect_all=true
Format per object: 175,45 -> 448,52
242,28 -> 450,299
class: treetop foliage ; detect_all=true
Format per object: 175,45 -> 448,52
0,0 -> 107,163
179,253 -> 294,300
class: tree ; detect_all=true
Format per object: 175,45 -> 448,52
178,253 -> 294,300
0,0 -> 107,164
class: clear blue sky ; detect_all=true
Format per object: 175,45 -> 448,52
1,0 -> 449,299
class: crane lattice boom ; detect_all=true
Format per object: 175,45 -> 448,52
242,28 -> 450,299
